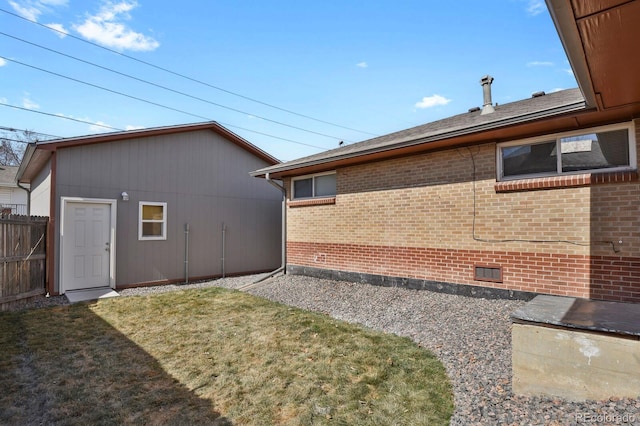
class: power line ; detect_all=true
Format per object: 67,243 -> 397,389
0,7 -> 378,138
0,32 -> 354,143
1,137 -> 34,144
0,102 -> 123,130
0,101 -> 328,149
0,126 -> 61,139
1,56 -> 329,149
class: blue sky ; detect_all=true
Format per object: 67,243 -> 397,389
0,0 -> 577,161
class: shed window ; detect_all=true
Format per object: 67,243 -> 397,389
498,123 -> 635,180
139,202 -> 167,240
292,172 -> 336,199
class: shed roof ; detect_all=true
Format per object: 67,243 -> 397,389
17,121 -> 279,183
252,88 -> 587,177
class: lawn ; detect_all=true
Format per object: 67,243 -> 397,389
0,287 -> 453,425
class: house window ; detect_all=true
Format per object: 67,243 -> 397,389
292,172 -> 336,199
498,123 -> 635,180
139,202 -> 167,240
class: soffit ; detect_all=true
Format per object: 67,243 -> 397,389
573,0 -> 640,112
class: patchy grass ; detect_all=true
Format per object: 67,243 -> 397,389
0,287 -> 453,425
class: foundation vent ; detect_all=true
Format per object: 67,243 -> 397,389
474,265 -> 503,283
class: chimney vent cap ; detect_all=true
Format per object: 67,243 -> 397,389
532,91 -> 546,98
468,106 -> 481,113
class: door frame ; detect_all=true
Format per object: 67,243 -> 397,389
60,197 -> 117,294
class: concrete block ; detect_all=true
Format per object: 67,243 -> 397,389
512,323 -> 640,401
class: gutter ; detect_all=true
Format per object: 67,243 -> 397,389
254,172 -> 287,283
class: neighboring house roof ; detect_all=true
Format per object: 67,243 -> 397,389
0,165 -> 18,188
17,121 -> 279,183
253,88 -> 587,178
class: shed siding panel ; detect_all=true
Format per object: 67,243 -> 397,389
53,129 -> 280,290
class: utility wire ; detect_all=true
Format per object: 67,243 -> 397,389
1,56 -> 211,121
0,101 -> 328,149
0,7 -> 378,138
0,32 -> 354,143
0,102 -> 123,130
0,126 -> 61,139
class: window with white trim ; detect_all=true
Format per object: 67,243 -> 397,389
139,202 -> 167,240
497,123 -> 636,180
292,172 -> 336,199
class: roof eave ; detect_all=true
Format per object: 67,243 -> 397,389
545,0 -> 598,108
252,100 -> 588,178
35,121 -> 280,166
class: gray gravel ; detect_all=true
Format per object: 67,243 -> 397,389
7,273 -> 640,425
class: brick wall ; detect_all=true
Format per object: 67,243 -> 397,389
285,119 -> 640,302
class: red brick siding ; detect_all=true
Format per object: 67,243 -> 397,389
288,241 -> 640,302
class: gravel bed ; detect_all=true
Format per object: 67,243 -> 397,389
6,273 -> 640,424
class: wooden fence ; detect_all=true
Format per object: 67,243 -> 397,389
0,215 -> 47,311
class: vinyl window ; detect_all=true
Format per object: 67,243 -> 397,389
497,123 -> 635,180
292,172 -> 336,199
139,202 -> 167,240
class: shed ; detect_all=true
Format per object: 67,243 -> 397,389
17,121 -> 282,295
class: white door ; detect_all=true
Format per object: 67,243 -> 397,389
62,202 -> 112,292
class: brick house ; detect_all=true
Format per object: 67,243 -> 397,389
252,0 -> 640,302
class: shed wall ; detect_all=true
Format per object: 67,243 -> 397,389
52,129 -> 281,291
30,158 -> 51,217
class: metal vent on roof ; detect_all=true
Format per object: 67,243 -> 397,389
532,91 -> 546,98
468,106 -> 481,113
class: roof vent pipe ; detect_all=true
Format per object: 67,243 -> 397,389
480,75 -> 495,115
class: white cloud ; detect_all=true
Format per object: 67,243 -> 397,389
548,88 -> 564,93
45,23 -> 69,38
55,112 -> 115,132
565,68 -> 574,76
125,124 -> 144,131
40,0 -> 69,5
0,58 -> 7,67
356,61 -> 368,68
415,94 -> 451,109
526,0 -> 546,16
22,96 -> 40,110
527,61 -> 554,67
89,121 -> 113,132
0,97 -> 8,104
8,0 -> 68,22
74,1 -> 160,51
8,1 -> 42,21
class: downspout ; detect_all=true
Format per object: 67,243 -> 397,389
254,172 -> 286,283
221,222 -> 226,278
16,182 -> 30,217
184,223 -> 190,284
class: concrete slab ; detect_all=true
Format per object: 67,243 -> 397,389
513,323 -> 640,401
65,288 -> 120,303
511,295 -> 640,337
512,295 -> 640,401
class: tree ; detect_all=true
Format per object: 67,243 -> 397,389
0,129 -> 36,166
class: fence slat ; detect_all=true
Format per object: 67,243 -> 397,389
0,215 -> 48,311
